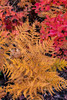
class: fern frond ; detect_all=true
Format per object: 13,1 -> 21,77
0,23 -> 67,100
50,59 -> 67,71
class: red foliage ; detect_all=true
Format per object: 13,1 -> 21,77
40,12 -> 67,60
34,0 -> 67,14
0,5 -> 26,36
0,6 -> 24,30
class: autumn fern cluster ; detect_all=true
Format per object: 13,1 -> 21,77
0,20 -> 66,100
0,0 -> 67,100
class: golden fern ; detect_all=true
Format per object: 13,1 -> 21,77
0,22 -> 67,100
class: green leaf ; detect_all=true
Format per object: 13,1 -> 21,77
0,71 -> 2,75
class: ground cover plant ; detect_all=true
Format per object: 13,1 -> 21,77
0,0 -> 67,100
